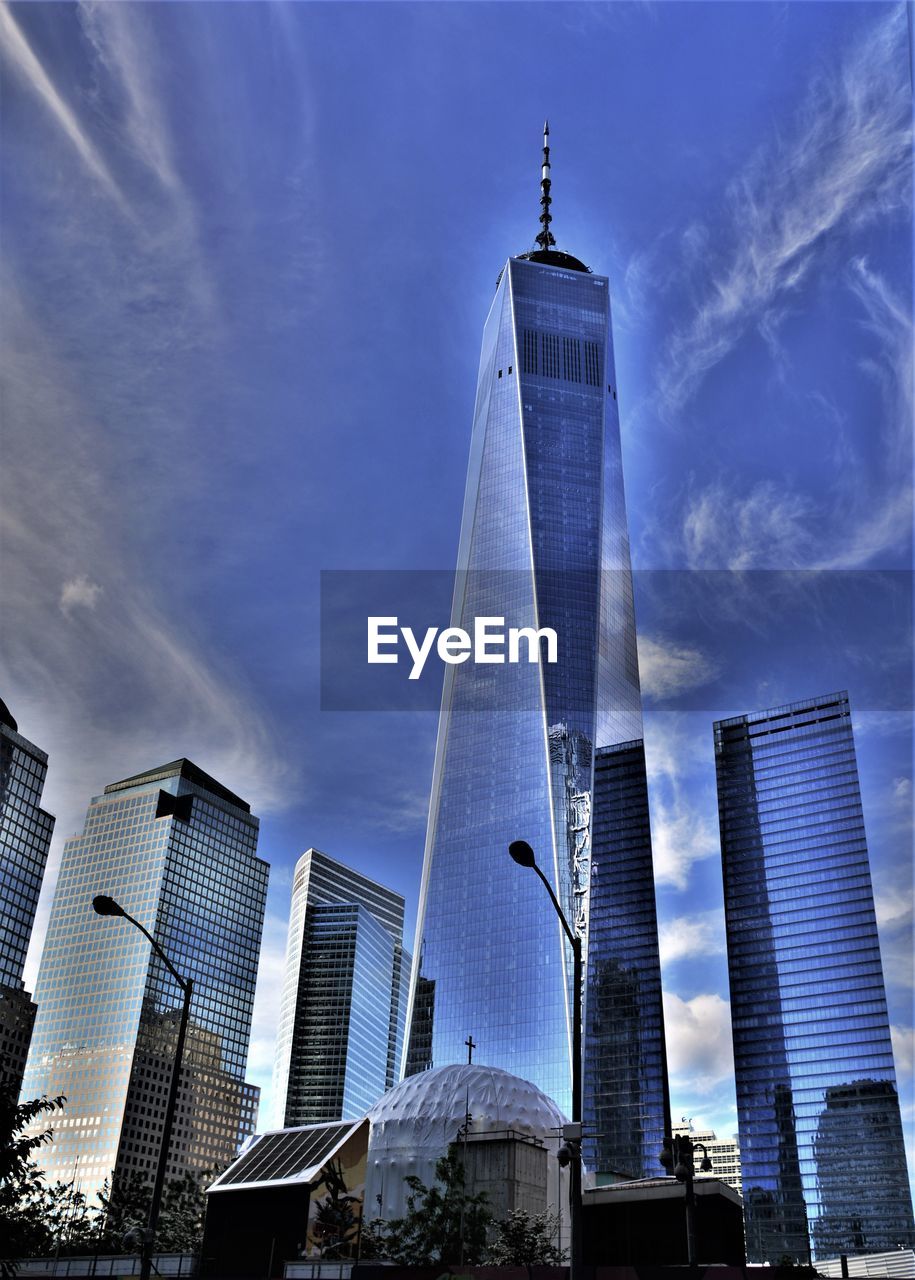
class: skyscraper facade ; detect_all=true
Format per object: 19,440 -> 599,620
21,759 -> 268,1205
715,692 -> 914,1262
273,847 -> 410,1128
0,697 -> 55,1093
405,129 -> 669,1178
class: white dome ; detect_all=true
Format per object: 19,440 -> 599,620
364,1063 -> 568,1221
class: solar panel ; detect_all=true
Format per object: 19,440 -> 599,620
213,1121 -> 359,1189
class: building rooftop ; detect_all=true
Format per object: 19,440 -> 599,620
104,757 -> 250,811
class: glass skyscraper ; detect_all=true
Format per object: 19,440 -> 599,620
21,758 -> 268,1206
273,847 -> 410,1128
405,129 -> 669,1178
0,696 -> 55,1094
715,692 -> 915,1262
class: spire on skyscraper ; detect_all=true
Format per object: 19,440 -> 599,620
536,120 -> 555,251
517,122 -> 590,274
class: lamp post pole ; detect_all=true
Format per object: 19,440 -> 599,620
92,895 -> 193,1280
508,841 -> 582,1280
659,1132 -> 712,1267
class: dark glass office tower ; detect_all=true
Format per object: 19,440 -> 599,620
274,848 -> 410,1128
405,129 -> 669,1177
715,692 -> 915,1262
21,759 -> 268,1207
0,697 -> 54,1093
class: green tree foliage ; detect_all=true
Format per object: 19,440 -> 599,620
95,1167 -> 214,1254
485,1209 -> 567,1266
0,1073 -> 67,1274
373,1146 -> 492,1266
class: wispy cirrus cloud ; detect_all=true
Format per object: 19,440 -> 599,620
658,6 -> 911,416
676,254 -> 912,571
0,2 -> 128,212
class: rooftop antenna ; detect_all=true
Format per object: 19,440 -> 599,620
535,120 -> 556,251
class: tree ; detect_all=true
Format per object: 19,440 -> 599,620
376,1146 -> 492,1265
486,1209 -> 567,1266
95,1167 -> 215,1255
311,1159 -> 360,1259
94,1169 -> 151,1250
0,1074 -> 67,1275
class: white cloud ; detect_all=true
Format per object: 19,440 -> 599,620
637,634 -> 719,701
658,909 -> 726,967
0,2 -> 128,212
891,1024 -> 914,1080
682,480 -> 817,571
651,804 -> 720,892
658,6 -> 911,414
893,777 -> 912,802
60,574 -> 103,616
246,910 -> 290,1131
663,991 -> 735,1095
875,886 -> 913,932
643,715 -> 721,892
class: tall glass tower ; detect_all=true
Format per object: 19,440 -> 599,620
0,697 -> 55,1094
715,692 -> 915,1262
21,758 -> 268,1206
274,848 -> 410,1128
405,127 -> 669,1178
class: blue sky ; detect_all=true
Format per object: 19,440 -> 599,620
2,0 -> 912,1171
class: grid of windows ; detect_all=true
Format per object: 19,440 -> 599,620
0,706 -> 54,1095
0,710 -> 54,993
716,693 -> 914,1263
405,255 -> 666,1179
274,849 -> 409,1129
21,759 -> 268,1206
585,741 -> 669,1178
672,1122 -> 743,1195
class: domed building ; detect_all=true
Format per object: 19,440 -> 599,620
365,1062 -> 569,1224
204,1062 -> 570,1276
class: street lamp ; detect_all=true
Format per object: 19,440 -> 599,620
508,840 -> 582,1280
92,895 -> 193,1280
659,1132 -> 712,1266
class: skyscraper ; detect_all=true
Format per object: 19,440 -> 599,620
715,692 -> 914,1262
273,847 -> 410,1128
21,758 -> 268,1206
404,127 -> 669,1178
0,697 -> 55,1093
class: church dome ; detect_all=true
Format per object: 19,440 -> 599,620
364,1063 -> 567,1220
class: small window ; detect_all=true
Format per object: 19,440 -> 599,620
498,369 -> 502,379
508,365 -> 513,374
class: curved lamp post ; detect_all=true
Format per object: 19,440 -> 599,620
659,1131 -> 712,1266
508,841 -> 582,1280
92,895 -> 193,1280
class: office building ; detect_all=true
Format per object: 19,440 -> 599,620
405,126 -> 669,1178
273,847 -> 410,1128
0,697 -> 55,1093
21,758 -> 268,1205
671,1120 -> 742,1195
715,692 -> 914,1262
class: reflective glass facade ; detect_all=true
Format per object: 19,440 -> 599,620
0,699 -> 54,1092
21,758 -> 268,1206
274,848 -> 409,1128
0,700 -> 54,990
716,692 -> 915,1262
405,254 -> 669,1177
